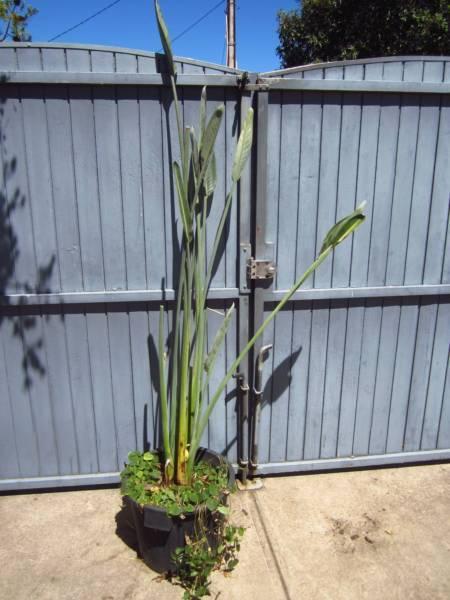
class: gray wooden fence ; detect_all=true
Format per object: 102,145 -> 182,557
0,46 -> 449,490
255,57 -> 450,473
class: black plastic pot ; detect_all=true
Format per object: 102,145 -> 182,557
125,447 -> 235,574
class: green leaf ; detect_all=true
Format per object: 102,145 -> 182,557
319,202 -> 366,254
167,503 -> 182,516
227,558 -> 238,570
203,152 -> 216,198
182,127 -> 190,182
173,161 -> 192,242
158,305 -> 172,476
217,505 -> 230,515
206,497 -> 218,512
232,107 -> 254,182
200,105 -> 224,173
188,491 -> 200,504
189,127 -> 200,181
154,0 -> 176,76
128,451 -> 139,463
204,303 -> 235,373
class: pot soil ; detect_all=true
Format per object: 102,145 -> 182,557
125,448 -> 235,574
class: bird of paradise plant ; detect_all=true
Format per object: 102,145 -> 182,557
154,0 -> 365,487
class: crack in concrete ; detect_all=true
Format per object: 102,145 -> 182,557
249,492 -> 293,600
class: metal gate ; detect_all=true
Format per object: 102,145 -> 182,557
0,48 -> 449,491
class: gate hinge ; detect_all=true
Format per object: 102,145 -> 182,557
247,258 -> 276,280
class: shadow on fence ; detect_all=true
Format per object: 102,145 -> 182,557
0,82 -> 56,389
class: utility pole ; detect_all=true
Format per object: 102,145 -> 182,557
226,0 -> 236,68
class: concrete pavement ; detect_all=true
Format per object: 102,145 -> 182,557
1,463 -> 449,599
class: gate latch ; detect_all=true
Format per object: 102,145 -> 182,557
247,258 -> 276,280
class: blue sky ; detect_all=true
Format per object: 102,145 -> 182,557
27,0 -> 298,72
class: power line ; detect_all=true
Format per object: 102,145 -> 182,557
167,0 -> 226,47
48,0 -> 123,42
48,0 -> 227,58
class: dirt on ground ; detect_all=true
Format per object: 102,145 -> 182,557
0,463 -> 449,600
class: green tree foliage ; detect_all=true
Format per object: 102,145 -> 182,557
0,0 -> 37,42
277,0 -> 450,67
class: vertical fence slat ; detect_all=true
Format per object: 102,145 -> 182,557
139,87 -> 166,290
115,53 -> 137,73
93,86 -> 127,291
385,94 -> 420,285
21,85 -> 60,292
423,94 -> 450,284
367,62 -> 402,286
404,95 -> 441,285
42,307 -> 79,475
0,85 -> 37,291
21,306 -> 59,477
421,300 -> 450,449
296,91 -> 322,289
117,86 -> 146,290
350,69 -> 382,286
205,88 -> 227,289
70,87 -> 105,291
315,90 -> 341,288
0,334 -> 20,477
276,93 -> 301,289
332,90 -> 361,287
16,47 -> 42,70
225,301 -> 238,462
66,49 -> 91,72
266,93 -> 282,260
41,48 -> 66,72
91,50 -> 114,72
269,307 -> 294,461
368,299 -> 401,454
86,306 -> 118,472
303,301 -> 329,459
320,300 -> 347,458
45,85 -> 83,292
404,300 -> 438,451
225,88 -> 238,289
403,61 -> 424,82
137,55 -> 157,73
64,307 -> 99,474
337,301 -> 364,457
386,299 -> 420,452
352,299 -> 382,455
0,47 -> 16,70
0,315 -> 40,476
108,307 -> 136,464
205,302 -> 230,454
128,304 -> 153,453
286,301 -> 312,460
259,305 -> 276,464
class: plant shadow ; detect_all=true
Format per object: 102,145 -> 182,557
0,77 -> 56,389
